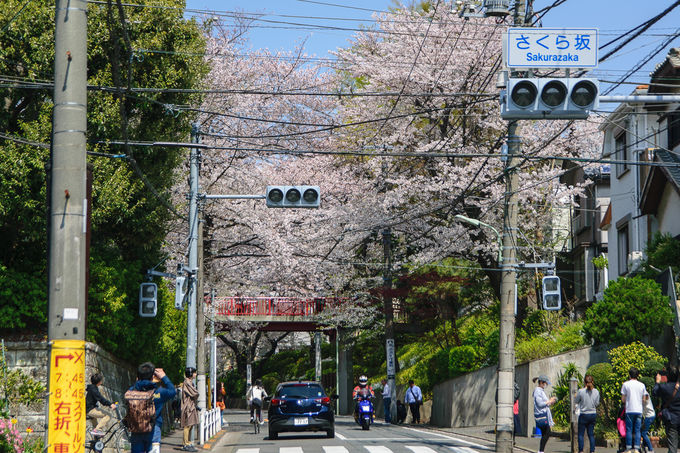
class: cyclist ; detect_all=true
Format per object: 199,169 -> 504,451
86,373 -> 117,437
247,379 -> 268,424
353,375 -> 374,420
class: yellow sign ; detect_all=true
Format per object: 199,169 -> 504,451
48,340 -> 86,453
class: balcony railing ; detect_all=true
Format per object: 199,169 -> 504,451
211,296 -> 346,317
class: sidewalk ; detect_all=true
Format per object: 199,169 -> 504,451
159,425 -> 229,453
427,425 -> 619,453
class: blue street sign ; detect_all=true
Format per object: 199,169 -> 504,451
507,28 -> 598,68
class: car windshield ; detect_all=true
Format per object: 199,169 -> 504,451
277,384 -> 325,399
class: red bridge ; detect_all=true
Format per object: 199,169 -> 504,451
212,296 -> 347,318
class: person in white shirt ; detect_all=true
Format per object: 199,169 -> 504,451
381,378 -> 392,424
641,391 -> 656,453
247,379 -> 268,424
621,367 -> 649,453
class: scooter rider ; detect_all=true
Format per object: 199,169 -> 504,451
353,375 -> 374,420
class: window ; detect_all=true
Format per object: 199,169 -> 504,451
668,108 -> 680,150
617,224 -> 629,275
615,132 -> 628,177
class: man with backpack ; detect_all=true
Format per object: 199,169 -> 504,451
125,362 -> 176,453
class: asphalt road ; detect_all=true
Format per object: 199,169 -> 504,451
215,410 -> 495,453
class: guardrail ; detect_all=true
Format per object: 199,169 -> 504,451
198,408 -> 221,445
212,297 -> 347,317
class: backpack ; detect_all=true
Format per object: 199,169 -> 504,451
124,388 -> 156,433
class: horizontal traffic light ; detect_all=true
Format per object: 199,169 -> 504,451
501,78 -> 599,120
266,186 -> 320,208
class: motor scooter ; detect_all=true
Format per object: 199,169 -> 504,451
355,390 -> 374,430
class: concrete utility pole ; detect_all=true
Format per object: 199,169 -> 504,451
496,2 -> 526,452
197,217 -> 207,412
47,0 -> 88,451
315,331 -> 322,382
187,123 -> 200,369
382,227 -> 397,422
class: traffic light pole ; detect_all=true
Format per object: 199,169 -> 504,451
496,2 -> 525,453
187,123 -> 200,369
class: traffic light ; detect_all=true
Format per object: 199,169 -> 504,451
139,283 -> 157,317
501,78 -> 599,120
175,276 -> 188,309
266,186 -> 320,208
542,276 -> 561,310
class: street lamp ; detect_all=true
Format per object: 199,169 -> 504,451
454,214 -> 503,264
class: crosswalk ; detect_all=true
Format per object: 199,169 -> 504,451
235,446 -> 483,453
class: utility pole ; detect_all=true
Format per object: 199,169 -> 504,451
187,123 -> 200,369
197,216 -> 207,412
47,0 -> 88,451
496,2 -> 526,452
382,227 -> 397,422
210,289 -> 217,410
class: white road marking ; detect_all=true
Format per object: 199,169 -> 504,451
279,448 -> 304,453
405,446 -> 439,453
322,447 -> 349,453
235,449 -> 259,453
450,447 -> 481,453
400,427 -> 492,450
364,446 -> 394,453
335,432 -> 348,440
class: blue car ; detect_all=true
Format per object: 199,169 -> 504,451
267,381 -> 337,440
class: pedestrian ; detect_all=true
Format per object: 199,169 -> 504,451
396,399 -> 407,424
181,367 -> 199,452
405,380 -> 423,424
575,375 -> 600,453
652,365 -> 680,453
622,367 -> 648,453
641,388 -> 655,453
513,381 -> 522,438
381,378 -> 392,424
215,381 -> 226,428
533,375 -> 557,453
86,373 -> 117,436
127,363 -> 176,453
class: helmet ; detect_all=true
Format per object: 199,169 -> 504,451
358,375 -> 368,386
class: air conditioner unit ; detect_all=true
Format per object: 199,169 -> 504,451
627,251 -> 644,273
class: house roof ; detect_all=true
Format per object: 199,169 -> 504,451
639,149 -> 680,215
649,48 -> 680,94
600,203 -> 612,230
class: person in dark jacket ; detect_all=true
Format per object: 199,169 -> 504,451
86,373 -> 117,436
652,366 -> 680,453
128,362 -> 176,453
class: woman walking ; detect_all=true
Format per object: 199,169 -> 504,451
534,375 -> 558,453
575,375 -> 600,453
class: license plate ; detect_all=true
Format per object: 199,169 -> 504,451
294,417 -> 309,426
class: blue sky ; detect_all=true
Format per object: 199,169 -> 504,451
184,1 -> 680,96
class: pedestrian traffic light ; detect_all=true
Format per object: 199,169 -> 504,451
542,276 -> 561,310
175,276 -> 188,309
266,186 -> 320,208
139,283 -> 157,317
501,78 -> 599,120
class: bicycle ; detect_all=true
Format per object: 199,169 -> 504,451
85,406 -> 131,453
250,401 -> 263,434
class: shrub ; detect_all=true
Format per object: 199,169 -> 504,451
585,363 -> 613,387
607,341 -> 664,379
551,363 -> 583,427
583,276 -> 673,344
